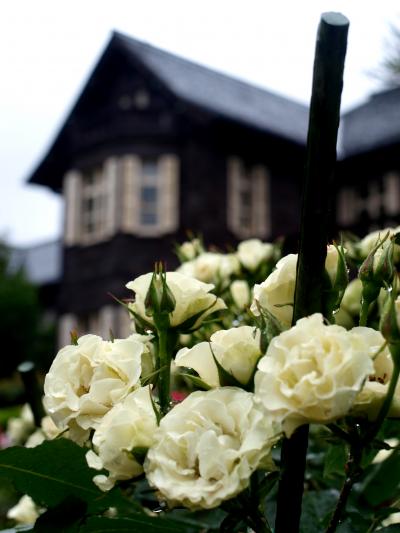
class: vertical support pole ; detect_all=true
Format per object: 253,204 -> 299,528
274,12 -> 349,533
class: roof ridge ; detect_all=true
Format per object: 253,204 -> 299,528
113,30 -> 308,110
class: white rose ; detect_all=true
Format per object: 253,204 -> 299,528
340,278 -> 362,316
254,313 -> 375,437
251,246 -> 340,328
230,280 -> 251,309
177,252 -> 239,285
7,495 -> 41,525
127,272 -> 226,330
145,388 -> 280,510
351,328 -> 400,420
7,404 -> 35,445
237,239 -> 274,272
179,239 -> 203,261
358,227 -> 399,259
86,386 -> 157,491
44,334 -> 145,442
175,326 -> 261,387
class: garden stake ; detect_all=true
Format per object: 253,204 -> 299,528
274,12 -> 349,533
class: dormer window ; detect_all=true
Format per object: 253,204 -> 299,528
227,157 -> 270,239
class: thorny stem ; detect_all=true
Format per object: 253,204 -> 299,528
326,361 -> 400,532
325,446 -> 362,533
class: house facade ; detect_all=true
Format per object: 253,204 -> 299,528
26,32 -> 400,346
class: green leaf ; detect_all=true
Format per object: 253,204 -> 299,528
363,449 -> 400,506
179,373 -> 211,391
258,471 -> 280,501
32,495 -> 86,532
79,515 -> 202,532
0,440 -> 139,514
323,443 -> 347,479
209,346 -> 244,389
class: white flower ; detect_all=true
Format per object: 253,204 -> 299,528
86,386 -> 157,491
6,404 -> 35,445
177,252 -> 240,285
254,313 -> 375,436
237,239 -> 274,272
127,272 -> 226,330
178,239 -> 203,261
230,280 -> 251,309
145,388 -> 280,509
251,246 -> 340,328
357,227 -> 400,259
7,495 -> 41,525
44,334 -> 146,442
351,328 -> 400,420
175,326 -> 261,387
340,278 -> 362,316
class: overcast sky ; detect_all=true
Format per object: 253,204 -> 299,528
1,0 -> 399,247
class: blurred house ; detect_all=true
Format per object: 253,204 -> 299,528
26,32 -> 400,345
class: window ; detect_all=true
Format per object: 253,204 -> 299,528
121,154 -> 179,236
81,168 -> 107,243
63,155 -> 179,245
337,172 -> 400,229
227,157 -> 270,238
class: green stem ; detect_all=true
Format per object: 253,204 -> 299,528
359,298 -> 370,326
157,329 -> 171,416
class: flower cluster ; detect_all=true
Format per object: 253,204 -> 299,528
8,229 -> 400,531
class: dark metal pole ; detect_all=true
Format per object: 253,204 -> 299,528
275,12 -> 349,533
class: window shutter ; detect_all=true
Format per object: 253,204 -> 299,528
337,188 -> 357,226
252,165 -> 270,238
159,155 -> 180,233
121,155 -> 141,233
227,157 -> 242,235
104,157 -> 119,237
99,306 -> 116,338
58,313 -> 78,348
63,170 -> 82,245
383,172 -> 400,216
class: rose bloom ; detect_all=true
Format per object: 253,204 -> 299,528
145,387 -> 280,510
175,326 -> 261,387
177,252 -> 240,285
127,271 -> 226,329
237,239 -> 274,272
44,334 -> 148,443
7,495 -> 41,525
230,279 -> 251,310
352,328 -> 400,420
357,227 -> 400,259
251,245 -> 341,328
86,386 -> 157,491
254,313 -> 375,437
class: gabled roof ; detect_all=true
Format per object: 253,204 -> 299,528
114,32 -> 310,145
341,87 -> 400,158
28,31 -> 310,189
9,240 -> 62,284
